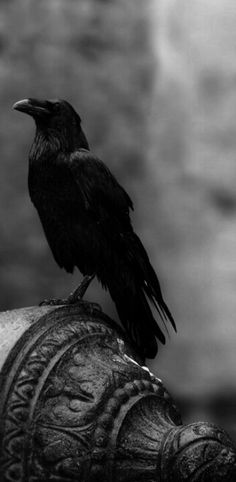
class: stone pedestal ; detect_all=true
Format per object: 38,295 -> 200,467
0,304 -> 235,481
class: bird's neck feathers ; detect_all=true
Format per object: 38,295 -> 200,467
30,126 -> 89,162
29,130 -> 60,162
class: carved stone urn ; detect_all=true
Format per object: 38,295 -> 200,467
0,304 -> 235,481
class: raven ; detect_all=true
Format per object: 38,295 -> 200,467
13,98 -> 176,359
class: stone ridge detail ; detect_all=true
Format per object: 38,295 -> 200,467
0,305 -> 235,481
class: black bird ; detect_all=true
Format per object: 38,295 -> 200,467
13,98 -> 176,359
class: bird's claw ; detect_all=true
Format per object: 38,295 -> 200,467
39,298 -> 68,307
39,297 -> 102,313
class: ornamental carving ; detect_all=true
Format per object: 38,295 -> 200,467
0,304 -> 235,481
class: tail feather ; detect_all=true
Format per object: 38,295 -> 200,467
143,270 -> 176,332
112,287 -> 160,359
131,233 -> 176,332
106,232 -> 176,359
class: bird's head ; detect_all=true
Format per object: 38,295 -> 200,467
13,98 -> 89,151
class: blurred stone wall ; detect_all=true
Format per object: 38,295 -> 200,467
148,0 -> 236,439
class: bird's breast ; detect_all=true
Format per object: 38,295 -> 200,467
28,161 -> 83,212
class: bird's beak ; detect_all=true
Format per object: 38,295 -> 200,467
12,98 -> 51,117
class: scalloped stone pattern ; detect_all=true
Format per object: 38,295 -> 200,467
0,304 -> 235,481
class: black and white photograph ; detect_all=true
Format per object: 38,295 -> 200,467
0,1 -> 235,480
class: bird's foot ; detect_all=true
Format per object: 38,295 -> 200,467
39,274 -> 99,311
39,297 -> 70,307
39,297 -> 101,313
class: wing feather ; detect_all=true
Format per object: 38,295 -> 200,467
68,149 -> 133,226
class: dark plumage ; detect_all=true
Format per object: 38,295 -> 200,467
13,98 -> 176,359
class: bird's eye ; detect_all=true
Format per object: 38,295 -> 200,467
53,102 -> 60,111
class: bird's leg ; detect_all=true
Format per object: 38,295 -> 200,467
67,274 -> 95,303
39,274 -> 101,311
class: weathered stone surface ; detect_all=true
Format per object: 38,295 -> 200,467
0,306 -> 56,370
0,305 -> 235,481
